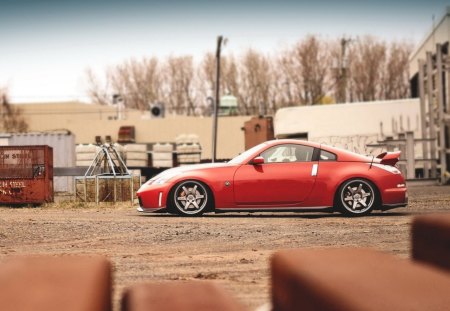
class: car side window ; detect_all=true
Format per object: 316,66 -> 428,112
261,144 -> 314,163
320,150 -> 337,161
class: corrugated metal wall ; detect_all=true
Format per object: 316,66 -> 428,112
0,132 -> 75,192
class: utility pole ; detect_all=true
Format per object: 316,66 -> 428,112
336,37 -> 351,103
211,35 -> 223,163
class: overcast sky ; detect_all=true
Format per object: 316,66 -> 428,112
0,0 -> 449,103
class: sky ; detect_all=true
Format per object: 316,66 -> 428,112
0,0 -> 449,103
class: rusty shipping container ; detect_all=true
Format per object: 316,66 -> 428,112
0,145 -> 53,204
0,132 -> 75,192
242,116 -> 275,150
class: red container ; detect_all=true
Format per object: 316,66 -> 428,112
0,145 -> 53,204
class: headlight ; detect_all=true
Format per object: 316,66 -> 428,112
153,177 -> 171,185
148,171 -> 181,185
373,163 -> 401,174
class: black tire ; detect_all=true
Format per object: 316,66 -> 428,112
169,180 -> 212,216
336,179 -> 378,216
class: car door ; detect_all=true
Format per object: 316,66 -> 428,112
233,144 -> 318,206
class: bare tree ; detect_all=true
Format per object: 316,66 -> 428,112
85,68 -> 110,106
222,55 -> 241,103
85,35 -> 413,115
280,35 -> 330,105
198,52 -> 217,115
199,52 -> 216,94
198,53 -> 242,115
162,56 -> 196,115
381,41 -> 412,99
238,49 -> 273,115
0,89 -> 28,133
348,36 -> 387,102
87,57 -> 162,110
298,36 -> 330,105
108,57 -> 161,110
279,48 -> 303,106
267,56 -> 291,112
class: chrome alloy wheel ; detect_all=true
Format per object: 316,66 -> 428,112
173,181 -> 208,215
340,179 -> 375,215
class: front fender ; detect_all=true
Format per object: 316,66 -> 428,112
169,166 -> 238,209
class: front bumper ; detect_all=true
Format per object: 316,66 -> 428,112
137,206 -> 166,213
136,183 -> 170,212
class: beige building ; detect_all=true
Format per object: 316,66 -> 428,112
15,101 -> 251,160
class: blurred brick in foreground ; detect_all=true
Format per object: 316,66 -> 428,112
412,213 -> 450,272
0,255 -> 111,311
271,248 -> 450,311
122,281 -> 247,311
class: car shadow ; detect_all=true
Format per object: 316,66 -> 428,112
135,211 -> 413,219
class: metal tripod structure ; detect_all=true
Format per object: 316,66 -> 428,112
85,144 -> 129,177
75,144 -> 140,204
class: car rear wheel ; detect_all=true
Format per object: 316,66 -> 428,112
171,180 -> 211,216
337,179 -> 377,216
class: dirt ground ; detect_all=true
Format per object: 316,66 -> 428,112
1,185 -> 450,310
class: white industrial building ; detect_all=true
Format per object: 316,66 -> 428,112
274,99 -> 421,156
409,6 -> 450,96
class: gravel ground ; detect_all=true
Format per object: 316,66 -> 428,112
1,185 -> 449,310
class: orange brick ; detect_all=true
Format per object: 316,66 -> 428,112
0,255 -> 111,311
121,281 -> 247,311
271,248 -> 450,311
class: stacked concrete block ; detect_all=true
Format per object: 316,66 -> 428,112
175,134 -> 188,145
124,144 -> 148,167
152,143 -> 174,168
0,255 -> 111,311
175,134 -> 201,165
176,143 -> 201,165
75,144 -> 101,167
412,213 -> 450,272
122,281 -> 247,311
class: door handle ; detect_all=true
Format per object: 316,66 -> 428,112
311,163 -> 318,176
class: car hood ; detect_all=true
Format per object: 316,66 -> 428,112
149,162 -> 231,181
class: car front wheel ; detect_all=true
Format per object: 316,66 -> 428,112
171,180 -> 210,216
337,179 -> 377,216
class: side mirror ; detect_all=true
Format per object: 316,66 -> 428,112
251,156 -> 265,165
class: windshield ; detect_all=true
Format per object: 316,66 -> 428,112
228,142 -> 268,165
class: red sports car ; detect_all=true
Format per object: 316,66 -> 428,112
137,139 -> 407,216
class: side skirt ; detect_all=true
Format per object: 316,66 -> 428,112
214,206 -> 334,213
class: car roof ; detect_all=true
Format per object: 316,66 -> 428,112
265,139 -> 322,149
266,139 -> 371,162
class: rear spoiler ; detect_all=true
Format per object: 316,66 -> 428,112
376,151 -> 401,166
